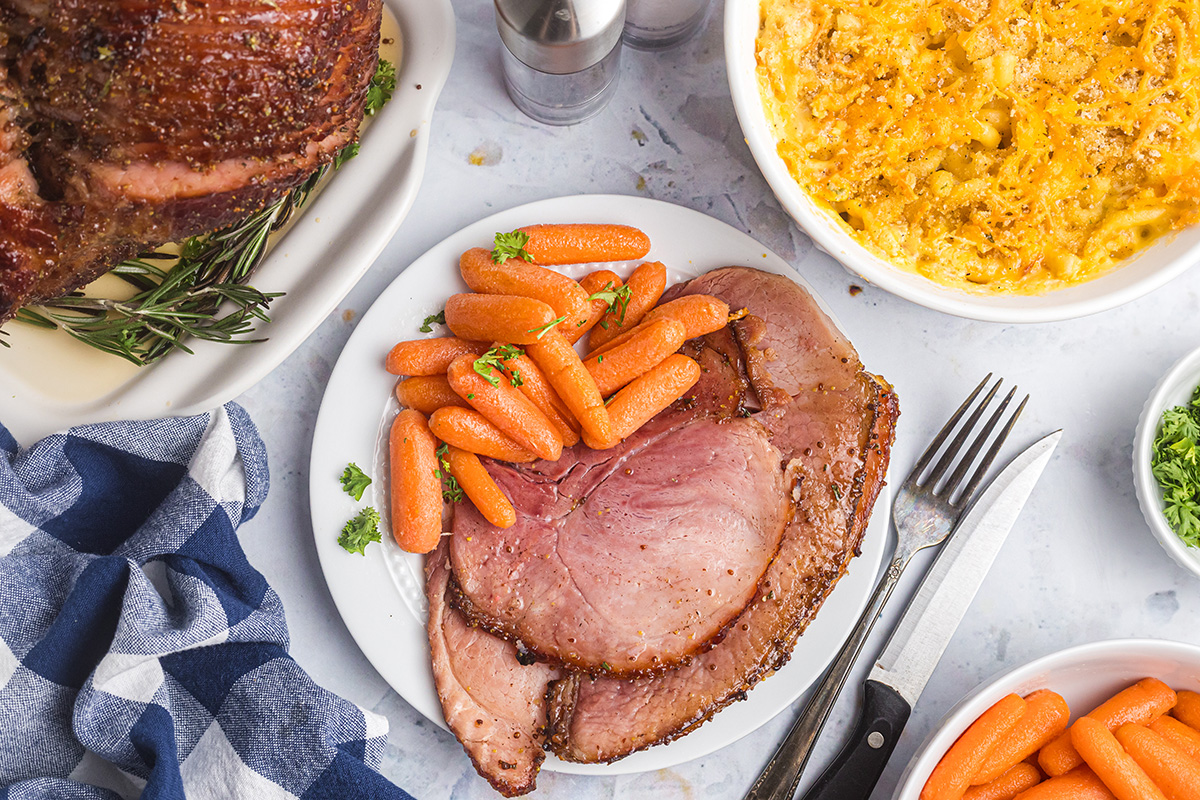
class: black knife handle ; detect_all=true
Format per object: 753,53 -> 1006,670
802,680 -> 911,800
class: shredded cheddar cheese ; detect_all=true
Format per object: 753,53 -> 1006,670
757,0 -> 1200,293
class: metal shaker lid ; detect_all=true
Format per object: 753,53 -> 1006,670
495,0 -> 625,75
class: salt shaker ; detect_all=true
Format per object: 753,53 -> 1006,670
495,0 -> 625,126
623,0 -> 711,50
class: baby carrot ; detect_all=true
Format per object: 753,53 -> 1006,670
496,349 -> 581,446
1040,679 -> 1177,777
394,375 -> 470,415
444,445 -> 516,529
964,762 -> 1042,800
588,260 -> 667,349
516,223 -> 650,265
1113,724 -> 1200,800
1149,716 -> 1200,762
584,317 -> 687,398
388,410 -> 443,554
386,337 -> 488,376
571,269 -> 623,345
973,690 -> 1071,785
1013,767 -> 1116,799
589,293 -> 730,357
459,247 -> 591,335
1070,717 -> 1167,800
1172,691 -> 1200,731
525,330 -> 612,446
444,293 -> 561,345
922,694 -> 1027,800
584,354 -> 701,450
446,354 -> 563,462
427,407 -> 537,463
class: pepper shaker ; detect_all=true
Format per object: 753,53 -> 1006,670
495,0 -> 625,125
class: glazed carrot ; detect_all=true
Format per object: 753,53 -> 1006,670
516,223 -> 650,265
525,330 -> 612,446
1070,717 -> 1167,800
972,690 -> 1071,785
1172,691 -> 1200,731
589,293 -> 730,357
1113,724 -> 1200,800
385,337 -> 488,376
394,375 -> 470,415
444,293 -> 560,345
446,354 -> 563,462
584,354 -> 701,450
1013,767 -> 1116,799
459,247 -> 591,335
427,407 -> 537,463
388,410 -> 442,554
1149,716 -> 1200,762
963,763 -> 1043,800
444,445 -> 516,529
571,269 -> 623,345
588,260 -> 668,349
922,694 -> 1027,800
496,349 -> 581,446
1040,679 -> 1177,777
584,317 -> 687,397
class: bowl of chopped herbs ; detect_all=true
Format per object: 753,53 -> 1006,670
1135,346 -> 1200,579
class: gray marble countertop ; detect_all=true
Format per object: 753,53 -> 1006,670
234,2 -> 1200,797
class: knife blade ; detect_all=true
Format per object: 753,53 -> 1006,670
802,429 -> 1061,800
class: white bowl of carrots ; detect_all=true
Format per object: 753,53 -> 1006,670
894,638 -> 1200,800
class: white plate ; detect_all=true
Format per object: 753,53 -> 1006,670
308,194 -> 891,775
0,0 -> 456,446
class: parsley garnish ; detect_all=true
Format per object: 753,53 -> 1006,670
338,507 -> 381,555
527,316 -> 566,340
340,463 -> 372,501
365,58 -> 396,116
434,444 -> 465,503
333,142 -> 359,170
473,345 -> 524,387
588,282 -> 633,326
1153,386 -> 1200,548
491,230 -> 533,265
419,310 -> 445,333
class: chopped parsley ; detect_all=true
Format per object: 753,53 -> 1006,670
473,345 -> 524,387
588,281 -> 633,326
339,463 -> 372,501
491,230 -> 533,264
1152,385 -> 1200,548
434,444 -> 464,503
419,309 -> 446,333
527,316 -> 566,340
365,58 -> 396,116
338,507 -> 381,556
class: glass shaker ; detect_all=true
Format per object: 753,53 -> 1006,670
495,0 -> 625,126
623,0 -> 711,50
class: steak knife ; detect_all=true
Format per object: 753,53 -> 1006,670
802,429 -> 1061,799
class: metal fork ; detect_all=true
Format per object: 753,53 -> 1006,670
744,375 -> 1028,800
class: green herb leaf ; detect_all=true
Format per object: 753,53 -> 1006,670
436,444 -> 465,503
587,281 -> 634,326
473,345 -> 524,387
491,230 -> 533,265
527,316 -> 566,340
333,142 -> 360,169
340,463 -> 372,501
1152,386 -> 1200,549
338,507 -> 381,555
419,309 -> 446,333
365,58 -> 396,116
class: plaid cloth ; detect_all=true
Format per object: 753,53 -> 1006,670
0,404 -> 413,800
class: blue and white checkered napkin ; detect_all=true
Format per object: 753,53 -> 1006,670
0,404 -> 413,800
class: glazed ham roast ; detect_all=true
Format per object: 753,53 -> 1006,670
426,266 -> 898,795
0,0 -> 382,323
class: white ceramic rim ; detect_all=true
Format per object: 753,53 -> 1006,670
0,0 -> 457,445
1133,344 -> 1200,580
893,637 -> 1200,798
308,193 -> 892,776
724,1 -> 1200,324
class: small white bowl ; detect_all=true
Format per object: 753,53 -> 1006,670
1133,345 -> 1200,580
893,638 -> 1200,799
724,3 -> 1200,323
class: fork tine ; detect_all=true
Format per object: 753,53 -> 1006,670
953,393 -> 1030,506
922,377 -> 1001,490
909,374 -> 993,482
941,385 -> 1016,499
